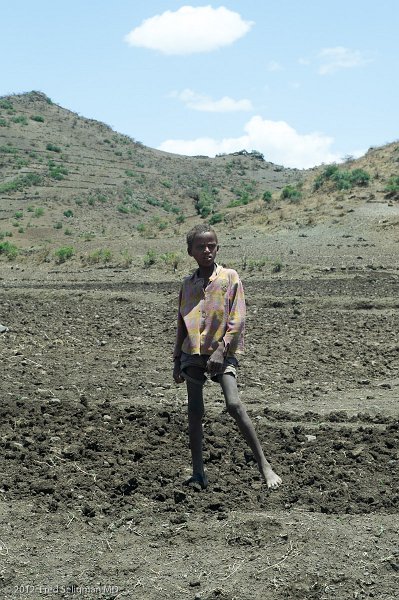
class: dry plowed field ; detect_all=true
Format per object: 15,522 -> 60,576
1,256 -> 398,599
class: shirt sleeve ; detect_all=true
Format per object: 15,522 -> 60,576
222,272 -> 246,353
173,286 -> 187,359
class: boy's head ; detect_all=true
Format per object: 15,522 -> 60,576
186,223 -> 218,253
186,223 -> 219,267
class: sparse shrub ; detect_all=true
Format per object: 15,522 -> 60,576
117,205 -> 130,214
46,143 -> 61,153
54,222 -> 63,229
160,252 -> 181,272
119,250 -> 132,268
176,213 -> 185,224
209,213 -> 223,225
0,145 -> 18,154
85,249 -> 112,265
0,173 -> 42,193
30,115 -> 44,122
34,207 -> 44,217
384,176 -> 399,197
0,118 -> 7,127
0,241 -> 18,260
262,191 -> 273,203
11,115 -> 28,125
281,186 -> 302,202
247,259 -> 267,272
63,209 -> 74,218
314,165 -> 370,191
161,180 -> 172,188
196,187 -> 218,218
143,249 -> 157,268
55,246 -> 74,263
64,228 -> 72,236
14,211 -> 23,220
146,197 -> 160,207
49,162 -> 68,180
0,99 -> 13,110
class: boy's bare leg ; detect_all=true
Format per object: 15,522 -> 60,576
185,367 -> 208,488
220,373 -> 282,489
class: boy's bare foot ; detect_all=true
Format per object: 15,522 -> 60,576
184,473 -> 208,489
263,467 -> 282,490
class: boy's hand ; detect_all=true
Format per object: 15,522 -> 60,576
207,344 -> 225,377
173,359 -> 184,384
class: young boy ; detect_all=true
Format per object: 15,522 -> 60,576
173,223 -> 282,490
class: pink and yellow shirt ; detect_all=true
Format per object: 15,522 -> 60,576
174,264 -> 246,358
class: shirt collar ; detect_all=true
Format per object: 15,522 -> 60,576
191,263 -> 222,283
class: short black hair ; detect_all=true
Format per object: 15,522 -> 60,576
186,223 -> 218,252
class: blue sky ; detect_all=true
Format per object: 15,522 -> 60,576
1,1 -> 398,168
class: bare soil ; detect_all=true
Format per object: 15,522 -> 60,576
1,204 -> 399,600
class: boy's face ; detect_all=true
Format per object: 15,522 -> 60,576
189,231 -> 219,269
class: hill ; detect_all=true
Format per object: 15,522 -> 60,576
0,90 -> 398,274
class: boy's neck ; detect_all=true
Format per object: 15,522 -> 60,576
197,262 -> 216,279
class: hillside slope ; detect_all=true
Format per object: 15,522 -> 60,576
0,91 -> 398,273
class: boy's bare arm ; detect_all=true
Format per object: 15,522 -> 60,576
206,341 -> 227,376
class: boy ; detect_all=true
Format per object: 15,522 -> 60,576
173,223 -> 282,490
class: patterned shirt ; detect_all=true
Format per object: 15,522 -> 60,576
174,264 -> 246,358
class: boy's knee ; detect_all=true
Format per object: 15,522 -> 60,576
226,399 -> 245,418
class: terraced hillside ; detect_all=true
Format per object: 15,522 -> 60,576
0,91 -> 302,256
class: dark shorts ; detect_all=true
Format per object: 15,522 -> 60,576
180,352 -> 238,386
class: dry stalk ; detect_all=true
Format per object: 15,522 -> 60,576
73,462 -> 97,482
0,539 -> 9,556
257,541 -> 299,573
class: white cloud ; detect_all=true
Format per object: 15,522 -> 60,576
124,5 -> 253,55
158,116 -> 341,169
171,89 -> 253,112
318,46 -> 371,75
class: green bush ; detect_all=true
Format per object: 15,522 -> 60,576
34,207 -> 45,218
262,190 -> 273,202
209,212 -> 223,225
0,99 -> 13,110
314,165 -> 370,191
11,115 -> 28,125
0,241 -> 18,260
85,249 -> 112,264
63,209 -> 74,218
160,252 -> 181,271
146,197 -> 160,207
0,145 -> 18,154
281,185 -> 302,202
0,173 -> 42,193
30,115 -> 44,122
143,249 -> 157,268
0,118 -> 8,127
384,176 -> 399,197
46,143 -> 61,153
49,162 -> 68,180
14,211 -> 23,220
54,222 -> 63,229
55,246 -> 74,263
